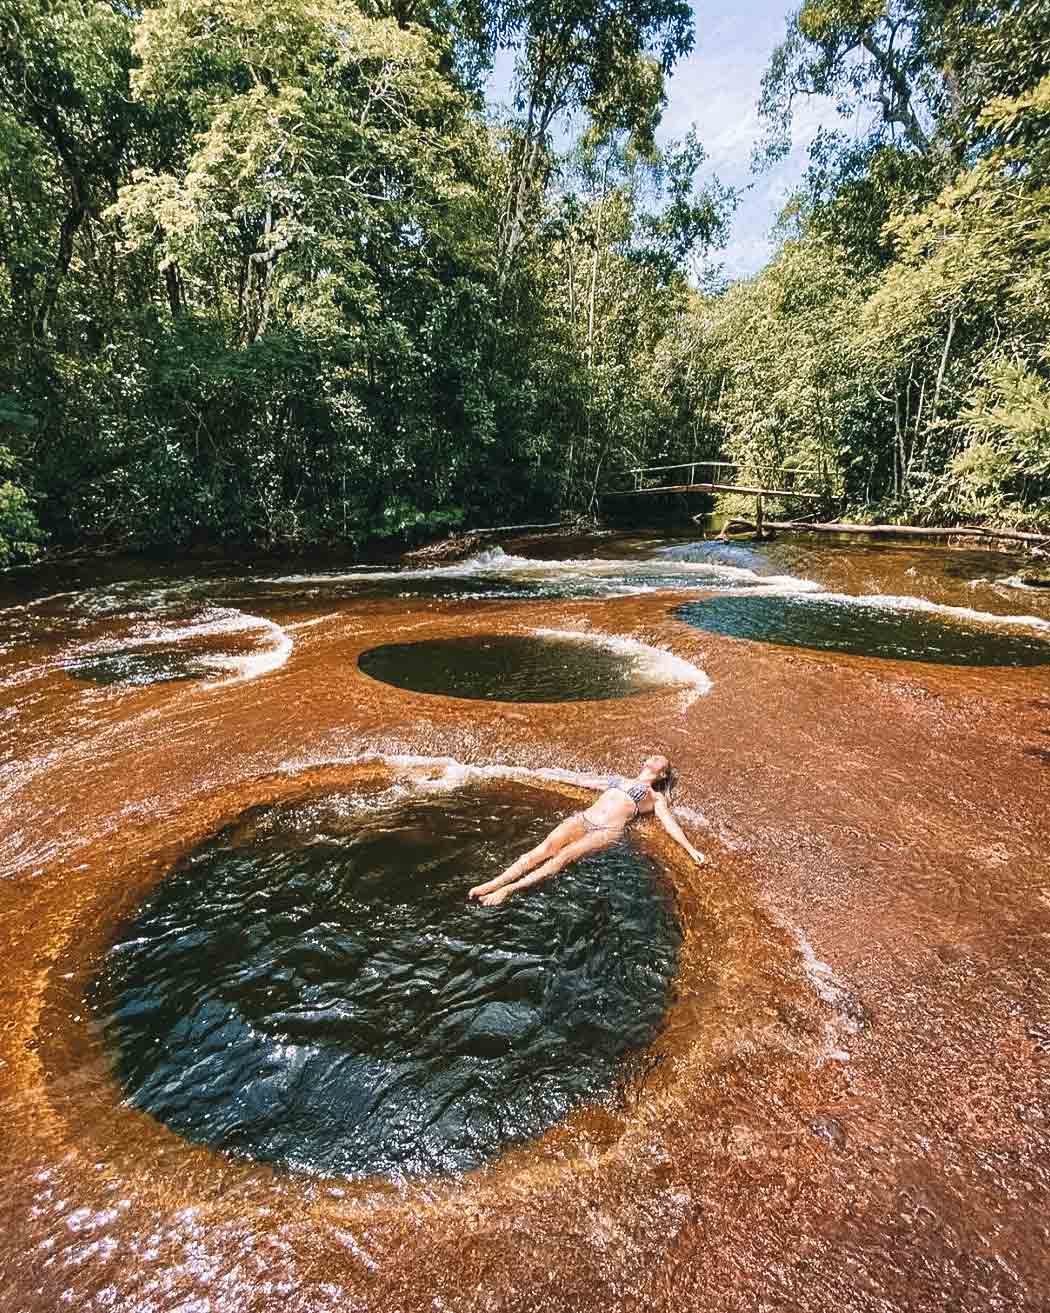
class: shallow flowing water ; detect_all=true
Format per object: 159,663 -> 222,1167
2,530 -> 1049,1312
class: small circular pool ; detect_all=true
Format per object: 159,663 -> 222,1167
88,786 -> 681,1179
61,608 -> 287,687
358,633 -> 678,701
673,593 -> 1050,666
65,647 -> 214,686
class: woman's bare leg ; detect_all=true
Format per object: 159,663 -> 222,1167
477,830 -> 612,904
468,815 -> 586,899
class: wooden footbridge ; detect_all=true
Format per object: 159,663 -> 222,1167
602,460 -> 836,533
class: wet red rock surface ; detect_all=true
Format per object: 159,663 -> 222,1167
1,535 -> 1048,1311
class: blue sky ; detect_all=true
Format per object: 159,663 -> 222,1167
487,0 -> 843,279
657,0 -> 840,276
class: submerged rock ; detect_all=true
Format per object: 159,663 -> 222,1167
460,1001 -> 542,1057
809,1115 -> 847,1150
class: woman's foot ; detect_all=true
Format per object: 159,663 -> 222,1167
468,879 -> 500,900
469,860 -> 527,899
478,888 -> 511,907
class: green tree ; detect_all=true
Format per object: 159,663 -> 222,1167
494,0 -> 694,287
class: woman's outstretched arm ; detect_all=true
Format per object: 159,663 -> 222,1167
653,794 -> 705,866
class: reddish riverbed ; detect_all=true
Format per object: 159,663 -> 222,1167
1,533 -> 1048,1312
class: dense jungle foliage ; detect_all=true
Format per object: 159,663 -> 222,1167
0,0 -> 1047,561
689,0 -> 1050,532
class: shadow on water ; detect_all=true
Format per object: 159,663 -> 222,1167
88,787 -> 681,1179
673,593 -> 1050,666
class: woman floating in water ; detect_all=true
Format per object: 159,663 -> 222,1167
468,755 -> 704,906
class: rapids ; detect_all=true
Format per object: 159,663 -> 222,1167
1,531 -> 1049,1313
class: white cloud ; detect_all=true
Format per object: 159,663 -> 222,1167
484,1 -> 846,277
659,0 -> 842,275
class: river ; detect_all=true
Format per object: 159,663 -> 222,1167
1,531 -> 1048,1312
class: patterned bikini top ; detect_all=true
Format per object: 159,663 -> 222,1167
607,775 -> 649,815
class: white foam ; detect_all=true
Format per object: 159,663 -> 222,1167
278,749 -> 596,793
274,751 -> 714,836
265,547 -> 819,597
532,626 -> 713,698
768,916 -> 865,1066
0,587 -> 83,615
200,617 -> 293,685
672,804 -> 714,832
793,590 -> 1050,635
1000,573 -> 1050,596
70,608 -> 294,686
284,614 -> 342,631
705,579 -> 823,598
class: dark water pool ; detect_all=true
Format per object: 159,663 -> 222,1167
673,593 -> 1050,666
88,787 -> 681,1179
64,647 -> 213,686
358,634 -> 666,702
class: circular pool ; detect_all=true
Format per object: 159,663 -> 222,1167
673,593 -> 1050,666
89,785 -> 681,1178
65,646 -> 216,686
358,633 -> 687,702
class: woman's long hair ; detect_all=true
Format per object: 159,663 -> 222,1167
651,764 -> 677,799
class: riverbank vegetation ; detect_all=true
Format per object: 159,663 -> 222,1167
685,0 -> 1050,535
1,0 -> 1047,562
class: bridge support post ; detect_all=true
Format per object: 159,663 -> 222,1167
756,492 -> 765,538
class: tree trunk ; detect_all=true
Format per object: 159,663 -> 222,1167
581,155 -> 610,506
893,380 -> 903,497
585,157 -> 610,368
33,176 -> 87,338
860,31 -> 930,151
498,83 -> 542,294
766,519 -> 1050,545
497,58 -> 571,292
164,262 -> 183,318
932,311 -> 956,419
907,375 -> 926,480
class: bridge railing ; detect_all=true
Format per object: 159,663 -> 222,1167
608,460 -> 836,498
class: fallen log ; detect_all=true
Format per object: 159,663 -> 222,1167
401,518 -> 585,565
401,532 -> 483,563
765,519 -> 1050,547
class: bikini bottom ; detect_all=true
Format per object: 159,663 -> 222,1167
575,811 -> 626,836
